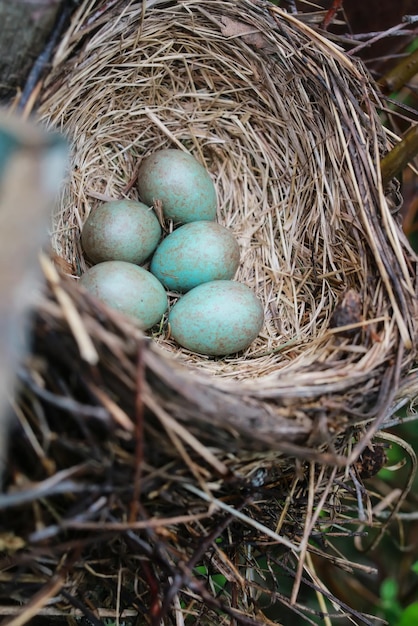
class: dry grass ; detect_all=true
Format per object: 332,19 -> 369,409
40,0 -> 416,387
2,0 -> 418,624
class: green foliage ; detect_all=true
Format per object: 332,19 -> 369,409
379,578 -> 402,625
195,565 -> 227,594
397,603 -> 418,626
378,562 -> 418,626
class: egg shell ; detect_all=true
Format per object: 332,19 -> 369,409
81,200 -> 161,264
169,280 -> 264,356
137,149 -> 217,223
80,261 -> 167,330
150,222 -> 240,292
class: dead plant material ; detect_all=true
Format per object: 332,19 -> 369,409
2,0 -> 418,623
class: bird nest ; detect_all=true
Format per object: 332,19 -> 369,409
2,0 -> 418,624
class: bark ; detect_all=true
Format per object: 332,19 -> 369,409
0,0 -> 63,101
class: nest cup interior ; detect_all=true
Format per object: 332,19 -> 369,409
40,0 -> 415,386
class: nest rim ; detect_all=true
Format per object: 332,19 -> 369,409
36,0 -> 418,449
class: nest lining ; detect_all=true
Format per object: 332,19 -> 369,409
40,0 -> 417,392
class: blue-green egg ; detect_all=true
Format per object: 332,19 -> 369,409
150,222 -> 240,292
169,280 -> 264,356
80,261 -> 167,330
81,199 -> 161,264
137,149 -> 217,223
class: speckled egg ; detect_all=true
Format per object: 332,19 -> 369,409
81,200 -> 161,264
80,261 -> 167,330
137,149 -> 217,223
168,280 -> 264,356
150,222 -> 240,292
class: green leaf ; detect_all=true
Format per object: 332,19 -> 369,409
380,578 -> 398,603
379,578 -> 402,624
397,603 -> 418,626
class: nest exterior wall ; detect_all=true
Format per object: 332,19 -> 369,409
38,0 -> 418,445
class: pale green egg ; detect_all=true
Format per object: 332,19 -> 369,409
150,221 -> 240,292
80,261 -> 167,330
81,200 -> 161,264
169,280 -> 264,356
137,149 -> 217,223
